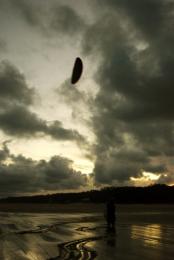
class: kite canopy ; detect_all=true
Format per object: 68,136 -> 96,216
71,57 -> 83,84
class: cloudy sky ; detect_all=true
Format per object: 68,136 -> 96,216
0,0 -> 174,196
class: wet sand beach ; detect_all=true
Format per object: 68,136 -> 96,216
0,204 -> 174,259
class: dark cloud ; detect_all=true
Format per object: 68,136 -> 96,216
7,1 -> 86,38
94,147 -> 166,185
97,0 -> 166,38
0,61 -> 87,146
0,144 -> 88,197
0,105 -> 87,145
10,0 -> 44,28
80,0 -> 174,184
48,121 -> 87,145
1,0 -> 173,186
0,105 -> 46,136
0,60 -> 34,105
0,141 -> 10,162
50,5 -> 86,36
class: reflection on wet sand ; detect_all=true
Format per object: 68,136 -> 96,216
0,209 -> 174,259
106,232 -> 116,248
131,224 -> 162,247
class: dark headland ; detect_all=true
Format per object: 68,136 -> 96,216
1,184 -> 174,204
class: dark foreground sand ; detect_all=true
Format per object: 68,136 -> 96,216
0,204 -> 174,259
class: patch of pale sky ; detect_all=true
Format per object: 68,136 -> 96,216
0,0 -> 99,177
130,171 -> 161,186
4,136 -> 94,174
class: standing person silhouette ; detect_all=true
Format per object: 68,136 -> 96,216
106,198 -> 116,231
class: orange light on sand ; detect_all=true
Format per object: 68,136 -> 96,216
131,224 -> 162,248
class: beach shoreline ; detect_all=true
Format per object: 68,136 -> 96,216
0,202 -> 174,213
0,205 -> 174,259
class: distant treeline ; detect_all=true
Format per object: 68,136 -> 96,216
1,184 -> 174,204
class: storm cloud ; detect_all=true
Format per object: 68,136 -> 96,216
0,143 -> 87,197
0,61 -> 87,146
7,0 -> 87,38
0,61 -> 34,105
80,0 -> 174,184
1,0 -> 174,189
50,5 -> 86,36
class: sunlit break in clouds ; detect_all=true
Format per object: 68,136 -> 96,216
0,0 -> 174,196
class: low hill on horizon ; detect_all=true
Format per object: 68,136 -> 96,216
1,184 -> 174,204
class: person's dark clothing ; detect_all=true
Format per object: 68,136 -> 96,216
106,201 -> 116,229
